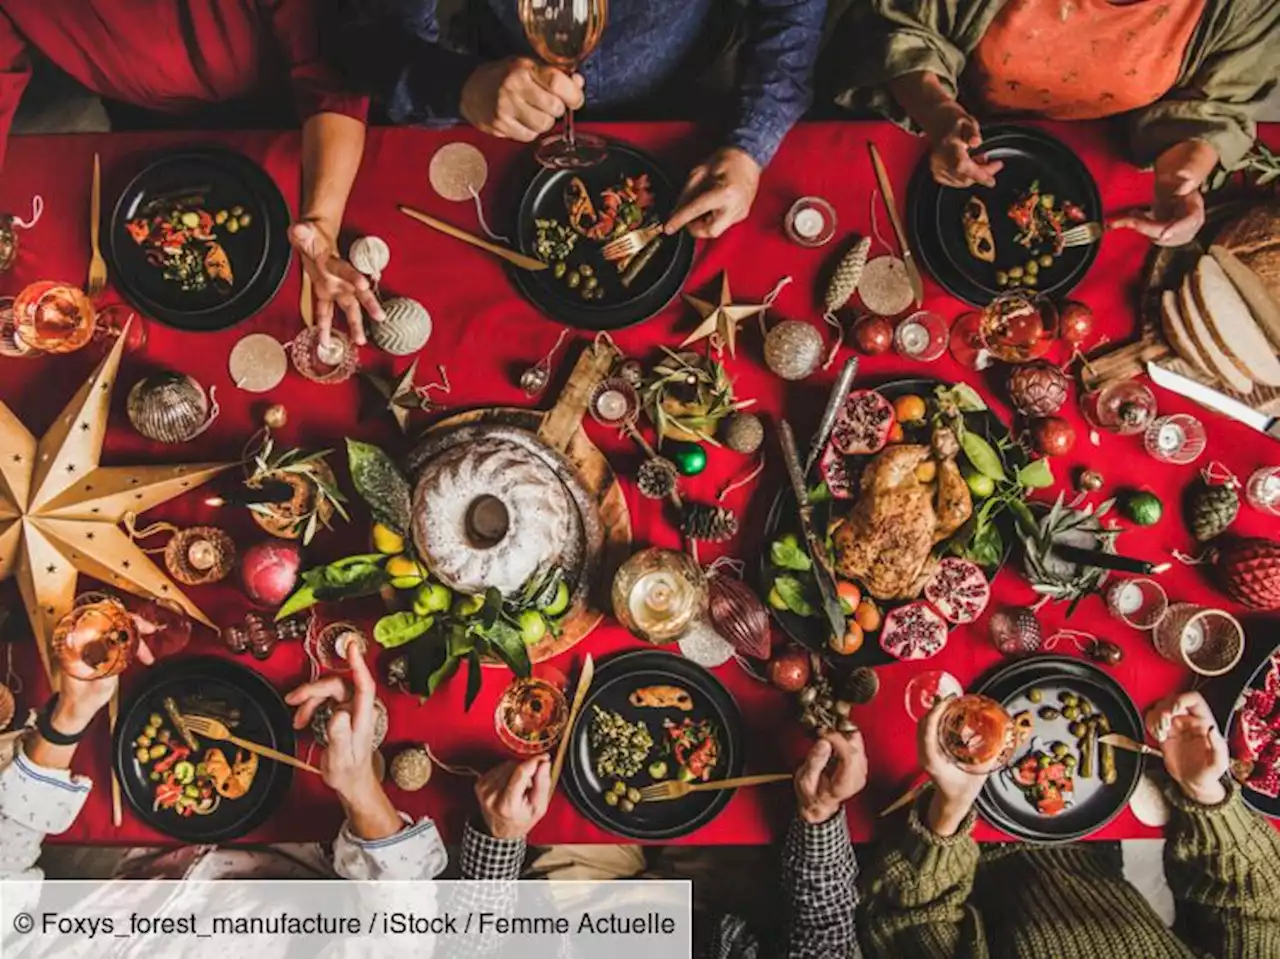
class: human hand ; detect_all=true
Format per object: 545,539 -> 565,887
288,220 -> 384,349
924,106 -> 1003,189
286,649 -> 381,806
1110,171 -> 1205,247
461,57 -> 584,142
919,697 -> 995,836
794,729 -> 868,825
664,148 -> 761,239
475,754 -> 553,841
55,640 -> 155,732
1146,691 -> 1228,806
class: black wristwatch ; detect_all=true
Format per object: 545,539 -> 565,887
36,694 -> 89,746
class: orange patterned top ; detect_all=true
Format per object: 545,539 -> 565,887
965,0 -> 1207,120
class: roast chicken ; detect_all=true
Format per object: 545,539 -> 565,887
832,431 -> 973,600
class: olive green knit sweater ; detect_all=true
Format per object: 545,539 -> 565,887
859,781 -> 1280,959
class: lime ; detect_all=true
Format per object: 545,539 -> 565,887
413,582 -> 452,616
371,523 -> 404,555
452,593 -> 486,617
964,468 -> 996,498
539,580 -> 571,617
767,586 -> 788,610
518,610 -> 549,646
1122,490 -> 1163,526
386,555 -> 425,589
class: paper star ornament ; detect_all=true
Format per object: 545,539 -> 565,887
680,273 -> 768,358
0,327 -> 235,683
359,360 -> 431,434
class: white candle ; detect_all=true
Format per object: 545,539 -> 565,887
628,570 -> 687,631
792,207 -> 826,239
316,337 -> 345,366
595,389 -> 628,423
1115,581 -> 1144,616
1156,422 -> 1185,453
1181,619 -> 1206,654
897,321 -> 929,355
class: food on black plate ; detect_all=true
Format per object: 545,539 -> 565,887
994,181 -> 1086,289
133,708 -> 259,817
1011,747 -> 1074,816
589,706 -> 654,780
963,197 -> 996,263
629,685 -> 694,711
663,716 -> 720,783
126,198 -> 253,293
564,174 -> 654,241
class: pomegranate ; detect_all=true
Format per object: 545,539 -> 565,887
831,389 -> 896,456
1031,416 -> 1076,456
879,601 -> 948,661
1059,300 -> 1094,345
923,558 -> 991,624
768,648 -> 811,692
240,540 -> 302,608
820,443 -> 857,499
853,315 -> 893,355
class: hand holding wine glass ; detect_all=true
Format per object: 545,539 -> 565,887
460,57 -> 585,142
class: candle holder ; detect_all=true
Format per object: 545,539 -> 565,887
1246,466 -> 1280,516
290,326 -> 359,384
894,310 -> 949,362
1105,577 -> 1169,630
588,377 -> 641,428
1152,603 -> 1243,676
12,281 -> 96,354
0,297 -> 34,358
784,197 -> 837,248
1144,414 -> 1206,465
495,677 -> 569,756
611,547 -> 708,644
311,621 -> 369,672
978,291 -> 1058,363
1084,381 -> 1157,435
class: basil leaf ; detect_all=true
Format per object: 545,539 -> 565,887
464,650 -> 483,712
1017,458 -> 1054,490
373,611 -> 435,649
773,575 -> 815,618
346,438 -> 413,535
770,537 -> 812,572
960,432 -> 1007,482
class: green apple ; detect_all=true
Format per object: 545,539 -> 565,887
413,582 -> 453,616
518,610 -> 548,646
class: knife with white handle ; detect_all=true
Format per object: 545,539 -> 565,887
1147,362 -> 1280,441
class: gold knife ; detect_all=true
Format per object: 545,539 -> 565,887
1099,732 -> 1163,758
550,653 -> 594,791
108,690 -> 122,827
398,205 -> 548,271
299,271 -> 313,328
868,142 -> 924,307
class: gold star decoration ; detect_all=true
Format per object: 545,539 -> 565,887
0,326 -> 235,683
359,359 -> 428,434
680,273 -> 768,358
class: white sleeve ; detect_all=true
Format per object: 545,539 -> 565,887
0,739 -> 92,880
332,814 -> 448,881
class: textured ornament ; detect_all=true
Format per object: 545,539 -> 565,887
853,315 -> 893,355
127,372 -> 218,444
682,504 -> 739,542
0,216 -> 14,273
263,403 -> 288,430
390,746 -> 433,791
988,607 -> 1043,656
1188,479 -> 1240,542
669,443 -> 708,477
678,618 -> 737,667
764,320 -> 823,380
1213,538 -> 1280,610
164,526 -> 236,586
721,412 -> 764,454
386,654 -> 410,691
370,297 -> 432,356
240,540 -> 302,607
707,574 -> 770,659
1031,416 -> 1076,456
858,256 -> 915,317
617,359 -> 644,387
429,142 -> 489,201
824,236 -> 871,315
1007,361 -> 1069,417
839,666 -> 880,705
636,457 -> 680,500
349,236 -> 391,284
519,329 -> 570,397
1076,468 -> 1105,492
228,333 -> 288,392
1122,490 -> 1164,526
680,273 -> 768,358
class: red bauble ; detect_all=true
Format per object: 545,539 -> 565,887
1215,538 -> 1280,610
853,315 -> 893,355
1059,301 -> 1094,345
240,540 -> 302,608
1031,416 -> 1076,456
768,648 -> 811,692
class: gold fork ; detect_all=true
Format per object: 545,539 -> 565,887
638,772 -> 792,803
181,713 -> 322,775
87,153 -> 107,296
602,223 -> 663,263
1062,222 -> 1104,248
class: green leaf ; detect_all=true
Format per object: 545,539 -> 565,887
373,611 -> 435,649
935,383 -> 987,413
808,482 -> 832,504
275,584 -> 318,621
302,511 -> 319,545
427,653 -> 462,695
464,650 -> 483,712
316,560 -> 388,598
486,620 -> 532,679
960,432 -> 1007,482
770,537 -> 812,572
962,522 -> 1004,568
773,575 -> 815,618
1017,457 -> 1054,490
1009,497 -> 1039,537
481,587 -> 504,628
345,438 -> 413,535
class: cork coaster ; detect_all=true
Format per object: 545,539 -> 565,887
858,255 -> 915,317
429,143 -> 489,202
228,333 -> 288,393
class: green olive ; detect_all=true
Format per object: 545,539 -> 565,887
581,287 -> 594,300
1038,254 -> 1054,268
619,799 -> 635,814
995,271 -> 1009,287
1008,265 -> 1024,279
1025,260 -> 1039,276
1069,721 -> 1087,738
1028,688 -> 1043,704
149,713 -> 164,727
1062,705 -> 1080,721
612,781 -> 627,796
567,271 -> 581,289
226,219 -> 240,234
239,213 -> 252,228
135,747 -> 150,763
143,725 -> 159,740
1038,706 -> 1060,721
1064,755 -> 1078,769
1059,692 -> 1079,707
553,261 -> 567,279
626,787 -> 642,803
1051,742 -> 1070,759
1078,700 -> 1093,716
1022,274 -> 1038,287
578,264 -> 594,278
604,791 -> 619,807
584,276 -> 599,291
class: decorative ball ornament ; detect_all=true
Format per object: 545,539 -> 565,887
636,458 -> 680,500
857,255 -> 915,317
721,412 -> 764,454
1059,300 -> 1095,345
839,666 -> 880,705
263,403 -> 288,430
390,746 -> 433,791
1007,361 -> 1069,417
1077,468 -> 1105,492
1213,538 -> 1280,610
678,619 -> 737,667
764,320 -> 823,380
369,297 -> 432,356
1031,416 -> 1076,456
669,442 -> 708,477
853,315 -> 893,355
519,364 -> 550,396
127,372 -> 219,444
707,574 -> 770,659
229,333 -> 288,392
429,142 -> 489,201
989,607 -> 1043,656
164,527 -> 236,586
240,540 -> 302,607
349,236 -> 390,284
1187,470 -> 1241,542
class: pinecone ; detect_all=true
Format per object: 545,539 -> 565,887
386,654 -> 410,691
1214,538 -> 1280,610
1187,479 -> 1240,542
839,666 -> 880,705
636,457 -> 679,500
721,412 -> 764,454
1007,361 -> 1069,417
824,236 -> 871,314
681,504 -> 739,542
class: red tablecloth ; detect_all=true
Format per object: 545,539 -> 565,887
1,121 -> 1277,848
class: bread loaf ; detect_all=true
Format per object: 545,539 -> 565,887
1192,257 -> 1280,386
1218,201 -> 1280,302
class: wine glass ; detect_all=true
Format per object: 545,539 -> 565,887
519,0 -> 609,169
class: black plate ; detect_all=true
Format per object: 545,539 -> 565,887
1206,633 -> 1280,818
974,655 -> 1143,842
563,649 -> 744,841
907,125 -> 1102,306
112,656 -> 295,842
108,149 -> 291,331
760,378 -> 1015,670
510,143 -> 695,330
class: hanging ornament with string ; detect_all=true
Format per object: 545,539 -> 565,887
429,142 -> 508,242
706,561 -> 770,660
1186,461 -> 1241,543
861,190 -> 915,317
0,196 -> 44,275
127,372 -> 219,444
520,328 -> 570,396
1044,628 -> 1124,666
229,332 -> 289,393
821,236 -> 871,369
349,236 -> 391,288
369,296 -> 432,356
126,516 -> 237,586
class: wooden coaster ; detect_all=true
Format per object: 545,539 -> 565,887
859,255 -> 915,317
228,333 -> 287,392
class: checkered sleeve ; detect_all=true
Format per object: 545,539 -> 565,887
459,819 -> 526,881
780,812 -> 861,958
440,821 -> 528,956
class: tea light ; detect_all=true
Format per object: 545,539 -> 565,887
187,537 -> 218,571
1105,576 -> 1169,630
611,548 -> 707,643
1247,466 -> 1280,516
784,197 -> 837,248
588,378 -> 640,427
1152,603 -> 1243,676
290,326 -> 359,384
313,621 -> 369,672
1143,413 -> 1206,465
894,310 -> 948,362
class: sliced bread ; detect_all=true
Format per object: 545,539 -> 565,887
1192,256 -> 1280,387
1210,244 -> 1280,352
1160,288 -> 1214,378
1178,276 -> 1253,394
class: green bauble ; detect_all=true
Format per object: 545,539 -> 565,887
669,443 -> 708,477
1122,490 -> 1164,527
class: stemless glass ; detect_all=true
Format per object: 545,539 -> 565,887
936,694 -> 1017,771
978,291 -> 1058,363
519,0 -> 609,169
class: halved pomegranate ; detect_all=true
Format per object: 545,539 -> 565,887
880,601 -> 948,661
830,390 -> 896,456
924,558 -> 992,624
820,443 -> 857,500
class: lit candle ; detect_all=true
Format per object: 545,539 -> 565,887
1156,421 -> 1185,453
629,570 -> 686,631
595,389 -> 628,423
896,320 -> 929,356
315,337 -> 345,367
1181,618 -> 1206,654
792,207 -> 826,240
1114,581 -> 1144,616
187,538 -> 217,571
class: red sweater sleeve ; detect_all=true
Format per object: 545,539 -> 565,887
260,0 -> 368,124
0,10 -> 33,170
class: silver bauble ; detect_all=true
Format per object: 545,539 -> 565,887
763,320 -> 823,381
390,746 -> 433,791
349,235 -> 391,282
370,297 -> 432,356
127,372 -> 216,444
721,412 -> 764,454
